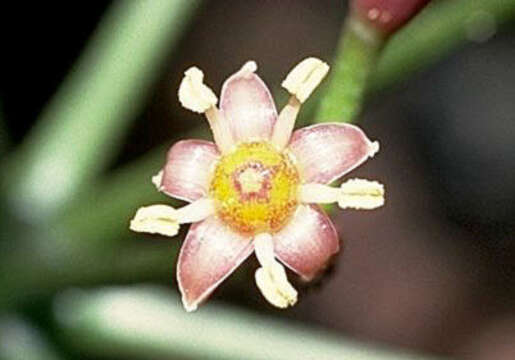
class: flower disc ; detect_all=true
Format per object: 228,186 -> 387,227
210,142 -> 300,235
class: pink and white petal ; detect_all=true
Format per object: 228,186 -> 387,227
177,216 -> 254,311
220,62 -> 278,143
160,140 -> 219,202
287,123 -> 379,184
274,204 -> 339,281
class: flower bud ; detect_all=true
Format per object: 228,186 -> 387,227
351,0 -> 431,35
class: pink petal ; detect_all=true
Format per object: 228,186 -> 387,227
161,140 -> 219,202
220,62 -> 278,143
177,216 -> 254,311
274,204 -> 339,281
287,123 -> 378,184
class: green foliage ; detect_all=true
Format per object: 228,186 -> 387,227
4,0 -> 201,222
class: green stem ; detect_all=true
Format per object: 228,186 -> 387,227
0,128 -> 207,310
0,241 -> 177,310
372,0 -> 515,91
0,315 -> 63,360
316,0 -> 515,123
3,0 -> 201,222
55,286 -> 446,360
315,17 -> 383,123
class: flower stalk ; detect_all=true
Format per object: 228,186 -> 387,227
315,16 -> 383,124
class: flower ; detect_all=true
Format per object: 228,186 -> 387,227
130,58 -> 384,311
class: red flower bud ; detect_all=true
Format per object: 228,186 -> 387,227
351,0 -> 431,35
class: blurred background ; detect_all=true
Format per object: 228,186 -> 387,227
1,1 -> 514,359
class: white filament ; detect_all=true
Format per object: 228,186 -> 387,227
129,198 -> 215,237
299,179 -> 385,210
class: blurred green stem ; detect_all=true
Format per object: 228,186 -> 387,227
55,286 -> 445,360
315,16 -> 383,123
0,315 -> 63,360
316,0 -> 515,123
0,240 -> 177,310
0,149 -> 174,309
3,0 -> 201,222
372,0 -> 515,91
0,128 -> 207,310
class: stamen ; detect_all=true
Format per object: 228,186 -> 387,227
254,233 -> 275,267
175,198 -> 215,224
239,60 -> 258,77
178,67 -> 218,113
254,233 -> 298,308
339,178 -> 385,210
129,199 -> 215,237
205,107 -> 234,154
271,58 -> 329,150
299,183 -> 340,204
299,180 -> 385,210
178,66 -> 234,153
130,204 -> 179,237
281,57 -> 329,103
255,267 -> 297,308
271,96 -> 301,149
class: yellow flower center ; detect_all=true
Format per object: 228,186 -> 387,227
210,142 -> 300,235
